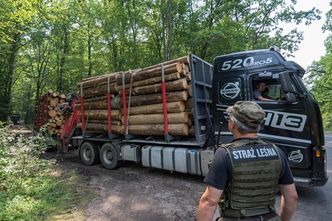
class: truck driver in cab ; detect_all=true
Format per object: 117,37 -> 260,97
253,81 -> 274,101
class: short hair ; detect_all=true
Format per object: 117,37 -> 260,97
256,81 -> 266,88
230,116 -> 260,134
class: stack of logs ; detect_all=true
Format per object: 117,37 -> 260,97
76,55 -> 195,137
47,91 -> 66,135
34,90 -> 67,136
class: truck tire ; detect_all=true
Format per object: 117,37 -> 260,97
79,141 -> 100,165
100,143 -> 119,170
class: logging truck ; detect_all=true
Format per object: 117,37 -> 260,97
47,48 -> 327,186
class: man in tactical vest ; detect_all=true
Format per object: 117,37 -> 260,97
197,101 -> 298,221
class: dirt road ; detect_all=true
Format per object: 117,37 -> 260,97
55,150 -> 206,221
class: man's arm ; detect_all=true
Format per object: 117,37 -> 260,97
257,96 -> 274,101
279,184 -> 298,221
197,185 -> 223,221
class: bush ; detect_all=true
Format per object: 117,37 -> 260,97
0,123 -> 87,220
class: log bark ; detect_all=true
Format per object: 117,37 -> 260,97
77,122 -> 124,134
129,91 -> 188,106
77,71 -> 121,88
125,78 -> 187,96
185,98 -> 193,110
117,62 -> 183,84
128,112 -> 189,125
85,119 -> 122,126
80,83 -> 118,98
128,124 -> 189,136
187,85 -> 192,97
129,101 -> 185,115
76,99 -> 121,110
131,72 -> 181,88
78,110 -> 122,121
117,56 -> 189,84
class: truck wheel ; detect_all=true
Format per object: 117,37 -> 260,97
79,141 -> 100,165
100,143 -> 119,169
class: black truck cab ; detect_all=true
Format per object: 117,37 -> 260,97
212,48 -> 328,186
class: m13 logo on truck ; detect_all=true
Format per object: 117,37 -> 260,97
220,56 -> 273,71
263,110 -> 307,132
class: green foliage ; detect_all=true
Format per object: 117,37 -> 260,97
0,124 -> 87,220
305,4 -> 332,131
1,0 -> 321,123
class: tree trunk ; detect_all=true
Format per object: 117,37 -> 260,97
128,112 -> 189,125
129,101 -> 185,115
79,110 -> 122,121
0,33 -> 20,121
129,90 -> 188,106
77,122 -> 124,134
76,99 -> 121,110
124,78 -> 187,96
128,124 -> 189,136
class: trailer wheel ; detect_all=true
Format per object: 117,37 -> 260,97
100,143 -> 119,169
79,141 -> 99,165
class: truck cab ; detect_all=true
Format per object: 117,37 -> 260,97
212,48 -> 328,186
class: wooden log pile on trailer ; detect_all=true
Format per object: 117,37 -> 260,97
76,55 -> 196,137
34,90 -> 67,136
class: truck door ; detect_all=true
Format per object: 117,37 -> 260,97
213,74 -> 246,143
250,71 -> 312,171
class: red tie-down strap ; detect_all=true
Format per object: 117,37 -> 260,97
107,76 -> 112,134
161,64 -> 169,136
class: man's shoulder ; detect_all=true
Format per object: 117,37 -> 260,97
253,90 -> 261,98
218,143 -> 234,149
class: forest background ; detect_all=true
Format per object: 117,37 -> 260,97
0,0 -> 331,130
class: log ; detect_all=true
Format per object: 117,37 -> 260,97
76,99 -> 121,110
131,72 -> 182,88
125,78 -> 188,95
77,71 -> 121,88
128,112 -> 189,125
129,101 -> 185,115
117,62 -> 183,85
76,95 -> 108,103
187,85 -> 192,97
49,98 -> 59,107
185,98 -> 193,110
77,122 -> 124,134
78,110 -> 122,121
59,94 -> 66,99
128,124 -> 189,136
80,83 -> 118,97
118,56 -> 189,84
129,91 -> 188,106
85,119 -> 122,126
48,110 -> 57,118
56,120 -> 63,126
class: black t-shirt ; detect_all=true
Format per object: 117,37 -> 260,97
204,138 -> 294,190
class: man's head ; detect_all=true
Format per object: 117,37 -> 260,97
256,82 -> 267,92
226,101 -> 265,134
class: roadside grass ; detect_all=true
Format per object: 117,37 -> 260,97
0,124 -> 95,221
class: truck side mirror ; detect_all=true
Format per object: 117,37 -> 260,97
285,93 -> 296,103
279,73 -> 297,103
279,72 -> 293,93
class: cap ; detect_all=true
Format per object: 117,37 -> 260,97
226,101 -> 265,129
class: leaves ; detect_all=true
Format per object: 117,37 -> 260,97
0,0 -> 321,122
